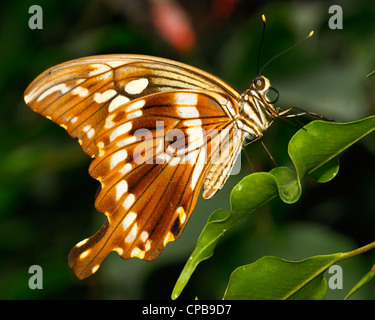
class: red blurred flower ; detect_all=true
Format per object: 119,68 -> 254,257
212,0 -> 239,20
150,0 -> 196,52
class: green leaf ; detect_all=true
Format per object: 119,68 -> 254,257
288,276 -> 327,300
171,208 -> 230,300
307,157 -> 339,183
223,242 -> 375,300
172,116 -> 375,299
289,117 -> 375,182
269,166 -> 300,203
223,255 -> 341,300
345,265 -> 375,300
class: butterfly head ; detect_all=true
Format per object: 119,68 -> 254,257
239,75 -> 279,135
252,75 -> 279,106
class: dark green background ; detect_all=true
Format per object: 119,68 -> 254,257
0,0 -> 374,299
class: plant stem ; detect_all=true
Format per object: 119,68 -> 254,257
338,240 -> 375,261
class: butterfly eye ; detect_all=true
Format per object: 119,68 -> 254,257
265,87 -> 279,104
254,76 -> 265,90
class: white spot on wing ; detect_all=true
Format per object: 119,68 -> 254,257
24,92 -> 34,104
145,240 -> 151,251
176,206 -> 186,224
130,247 -> 145,259
127,110 -> 142,120
174,92 -> 198,105
71,86 -> 89,97
176,106 -> 199,118
108,95 -> 130,112
125,78 -> 149,95
88,64 -> 111,76
123,211 -> 137,230
116,136 -> 137,146
114,247 -> 124,255
79,249 -> 90,259
37,84 -> 70,101
125,223 -> 138,243
76,238 -> 89,248
119,163 -> 132,175
93,89 -> 117,103
110,122 -> 133,142
140,231 -> 149,242
116,180 -> 128,201
106,60 -> 125,68
126,99 -> 146,112
92,265 -> 100,274
191,147 -> 206,189
183,119 -> 202,127
111,149 -> 128,169
123,193 -> 135,210
87,128 -> 95,139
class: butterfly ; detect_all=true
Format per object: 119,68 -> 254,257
24,53 -> 285,279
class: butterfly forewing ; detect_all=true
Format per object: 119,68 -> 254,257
24,54 -> 259,280
25,54 -> 240,158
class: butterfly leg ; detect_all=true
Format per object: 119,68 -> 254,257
278,106 -> 334,121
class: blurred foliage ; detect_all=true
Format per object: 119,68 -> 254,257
0,0 -> 374,299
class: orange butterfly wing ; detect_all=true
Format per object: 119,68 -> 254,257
24,55 -> 243,279
24,54 -> 240,157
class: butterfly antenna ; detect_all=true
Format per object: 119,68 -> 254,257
257,14 -> 267,76
259,30 -> 314,75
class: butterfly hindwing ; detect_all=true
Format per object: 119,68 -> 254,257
202,124 -> 243,199
67,90 -> 241,279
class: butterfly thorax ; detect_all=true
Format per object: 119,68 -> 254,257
235,75 -> 277,139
